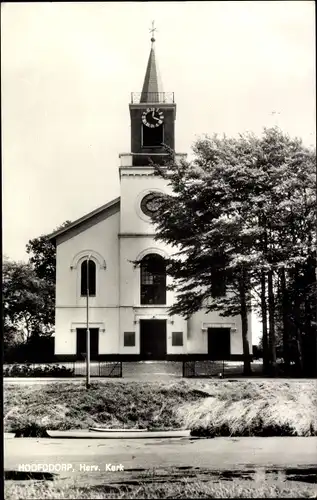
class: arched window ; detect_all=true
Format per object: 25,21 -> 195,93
81,259 -> 96,296
140,254 -> 166,305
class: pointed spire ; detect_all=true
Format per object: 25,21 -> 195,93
140,21 -> 163,103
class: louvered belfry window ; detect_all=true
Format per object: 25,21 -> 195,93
140,254 -> 166,305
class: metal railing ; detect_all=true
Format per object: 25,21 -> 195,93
183,360 -> 225,378
65,361 -> 122,377
183,360 -> 262,378
131,92 -> 174,104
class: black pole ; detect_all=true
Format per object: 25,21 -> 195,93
86,255 -> 91,389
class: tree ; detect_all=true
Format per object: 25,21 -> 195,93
3,220 -> 72,362
146,136 -> 262,374
3,259 -> 54,343
26,220 -> 72,282
147,128 -> 316,376
25,220 -> 71,325
254,128 -> 316,375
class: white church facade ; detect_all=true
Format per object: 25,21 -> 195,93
49,33 -> 252,362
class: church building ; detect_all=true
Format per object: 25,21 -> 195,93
49,30 -> 252,362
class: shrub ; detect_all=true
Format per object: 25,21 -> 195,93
3,363 -> 74,377
4,336 -> 55,364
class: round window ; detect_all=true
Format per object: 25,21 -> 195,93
140,193 -> 161,217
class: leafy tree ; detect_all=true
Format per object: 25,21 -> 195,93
2,259 -> 54,342
253,127 -> 314,375
25,220 -> 72,326
3,319 -> 23,361
146,136 -> 261,374
147,128 -> 316,376
252,129 -> 316,375
26,220 -> 72,283
3,221 -> 72,362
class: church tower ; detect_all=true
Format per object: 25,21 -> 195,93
118,24 -> 188,359
129,24 -> 176,166
119,24 -> 185,235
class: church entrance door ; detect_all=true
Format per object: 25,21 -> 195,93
140,319 -> 167,360
76,328 -> 99,360
207,327 -> 231,360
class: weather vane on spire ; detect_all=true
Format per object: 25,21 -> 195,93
149,20 -> 157,42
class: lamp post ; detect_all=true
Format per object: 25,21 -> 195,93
86,254 -> 92,389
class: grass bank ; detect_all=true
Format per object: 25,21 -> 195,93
5,477 -> 317,499
4,379 -> 317,437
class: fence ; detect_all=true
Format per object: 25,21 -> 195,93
59,361 -> 122,377
183,360 -> 263,378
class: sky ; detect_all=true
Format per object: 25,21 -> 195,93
2,0 -> 316,264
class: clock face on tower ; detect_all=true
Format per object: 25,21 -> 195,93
142,107 -> 164,128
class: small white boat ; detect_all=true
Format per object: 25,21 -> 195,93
89,427 -> 147,432
47,429 -> 190,439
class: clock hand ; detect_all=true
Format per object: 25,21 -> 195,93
151,110 -> 160,121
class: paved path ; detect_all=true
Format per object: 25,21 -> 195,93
5,437 -> 317,486
3,376 -> 182,385
4,376 -> 313,385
